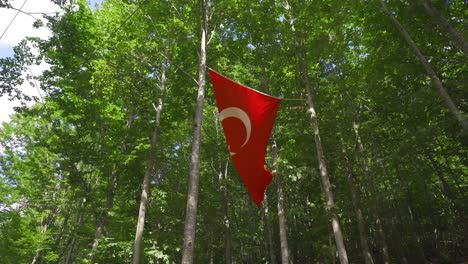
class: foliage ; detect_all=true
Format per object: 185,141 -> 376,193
0,0 -> 466,263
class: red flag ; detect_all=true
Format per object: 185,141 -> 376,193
209,69 -> 282,206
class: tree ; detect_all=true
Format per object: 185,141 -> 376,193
132,57 -> 168,264
378,0 -> 468,134
1,0 -> 467,262
181,0 -> 210,263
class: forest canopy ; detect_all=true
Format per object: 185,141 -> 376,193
0,0 -> 466,263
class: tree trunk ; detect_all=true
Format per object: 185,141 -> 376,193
66,200 -> 85,264
90,111 -> 135,257
407,203 -> 427,264
91,167 -> 118,251
393,206 -> 409,264
31,211 -> 55,264
221,160 -> 232,264
353,123 -> 390,264
262,68 -> 290,264
65,234 -> 77,264
214,109 -> 232,264
378,171 -> 409,263
395,166 -> 427,264
341,143 -> 374,264
441,155 -> 466,201
378,0 -> 468,133
420,0 -> 468,55
426,152 -> 467,248
263,195 -> 277,264
181,0 -> 209,263
427,153 -> 458,207
272,137 -> 290,264
374,212 -> 390,264
52,210 -> 71,263
297,50 -> 349,264
132,61 -> 167,264
284,1 -> 348,261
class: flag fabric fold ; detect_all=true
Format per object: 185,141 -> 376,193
209,69 -> 282,206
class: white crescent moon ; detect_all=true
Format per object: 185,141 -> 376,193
219,107 -> 251,155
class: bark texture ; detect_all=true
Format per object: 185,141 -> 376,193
283,0 -> 348,261
132,62 -> 167,264
341,144 -> 374,264
273,137 -> 290,264
181,1 -> 209,262
262,68 -> 290,264
298,51 -> 349,264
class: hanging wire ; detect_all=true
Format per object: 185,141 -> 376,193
0,0 -> 29,40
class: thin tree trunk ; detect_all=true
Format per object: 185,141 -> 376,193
65,234 -> 78,264
263,195 -> 277,264
420,0 -> 468,55
353,123 -> 390,264
426,152 -> 467,246
297,50 -> 349,264
134,123 -> 161,262
262,68 -> 290,264
31,235 -> 44,263
380,170 -> 410,264
132,62 -> 167,264
395,166 -> 427,264
90,111 -> 135,257
272,137 -> 290,264
341,143 -> 374,264
393,206 -> 409,264
62,171 -> 90,263
378,0 -> 468,133
221,160 -> 232,264
374,209 -> 390,264
31,211 -> 55,264
91,167 -> 118,250
407,203 -> 427,264
66,200 -> 85,264
214,109 -> 232,264
52,210 -> 71,264
220,159 -> 232,264
284,0 -> 348,260
181,0 -> 209,262
427,154 -> 457,203
441,155 -> 466,201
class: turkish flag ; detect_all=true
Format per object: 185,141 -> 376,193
209,69 -> 282,206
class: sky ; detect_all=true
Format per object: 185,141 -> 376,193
0,0 -> 103,125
